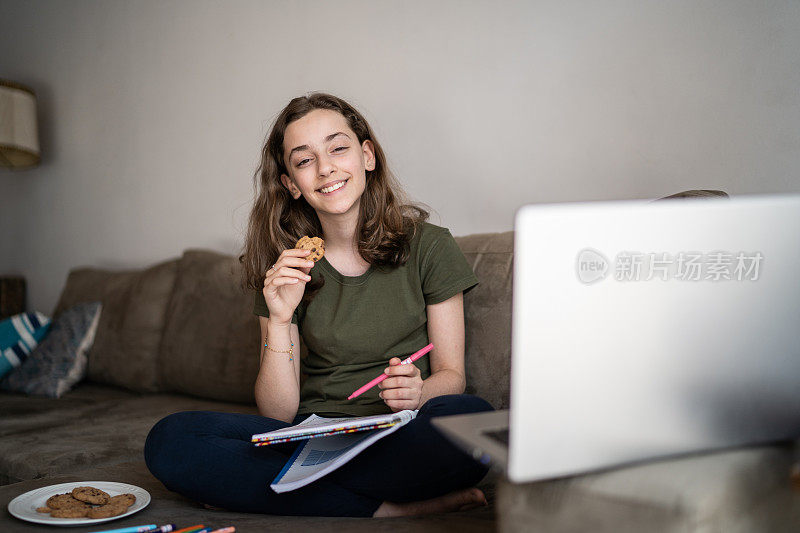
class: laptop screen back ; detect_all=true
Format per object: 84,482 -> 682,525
509,194 -> 800,483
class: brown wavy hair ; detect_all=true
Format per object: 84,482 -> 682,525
239,92 -> 429,303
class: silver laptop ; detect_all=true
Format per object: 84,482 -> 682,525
432,194 -> 800,483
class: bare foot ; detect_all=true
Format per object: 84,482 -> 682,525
373,487 -> 487,517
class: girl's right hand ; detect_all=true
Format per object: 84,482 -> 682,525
263,249 -> 315,324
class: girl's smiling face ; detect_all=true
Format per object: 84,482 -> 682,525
280,109 -> 375,219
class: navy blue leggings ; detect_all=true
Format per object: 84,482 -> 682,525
144,394 -> 492,517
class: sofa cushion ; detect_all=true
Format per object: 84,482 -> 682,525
159,249 -> 260,403
53,259 -> 178,393
0,302 -> 102,398
0,382 -> 260,485
455,231 -> 514,410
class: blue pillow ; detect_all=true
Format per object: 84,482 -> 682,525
0,302 -> 102,398
0,311 -> 51,379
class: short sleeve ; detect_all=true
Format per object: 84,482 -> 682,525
253,291 -> 298,324
421,228 -> 479,305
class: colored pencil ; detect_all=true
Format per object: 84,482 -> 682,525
347,343 -> 434,399
89,526 -> 157,533
172,526 -> 205,533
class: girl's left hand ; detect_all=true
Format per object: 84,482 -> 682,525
378,358 -> 423,412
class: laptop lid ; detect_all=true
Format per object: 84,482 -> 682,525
509,194 -> 800,483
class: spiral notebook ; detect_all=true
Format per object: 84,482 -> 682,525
251,410 -> 414,446
252,410 -> 417,492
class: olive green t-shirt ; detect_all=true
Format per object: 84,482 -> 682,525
253,222 -> 479,417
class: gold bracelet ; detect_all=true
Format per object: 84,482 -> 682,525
264,339 -> 294,362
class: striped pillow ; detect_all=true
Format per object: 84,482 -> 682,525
0,302 -> 101,398
0,312 -> 51,379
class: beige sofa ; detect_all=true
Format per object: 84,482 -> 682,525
1,190 -> 798,532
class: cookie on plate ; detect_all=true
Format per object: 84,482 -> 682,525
87,501 -> 128,519
72,486 -> 110,505
46,493 -> 87,510
51,506 -> 90,518
108,493 -> 136,507
294,236 -> 325,262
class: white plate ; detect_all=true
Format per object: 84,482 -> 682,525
7,481 -> 151,527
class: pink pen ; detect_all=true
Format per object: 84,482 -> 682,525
347,343 -> 434,400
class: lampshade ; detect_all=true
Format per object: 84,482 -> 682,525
0,79 -> 40,169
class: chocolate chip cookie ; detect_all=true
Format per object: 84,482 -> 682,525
87,501 -> 128,519
51,506 -> 90,518
71,486 -> 110,505
38,486 -> 135,520
46,493 -> 87,509
294,236 -> 325,262
108,493 -> 136,507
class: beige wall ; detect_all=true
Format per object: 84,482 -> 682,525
1,0 -> 799,314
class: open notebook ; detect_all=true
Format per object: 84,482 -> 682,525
252,410 -> 417,493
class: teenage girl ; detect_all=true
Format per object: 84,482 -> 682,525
145,93 -> 494,517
